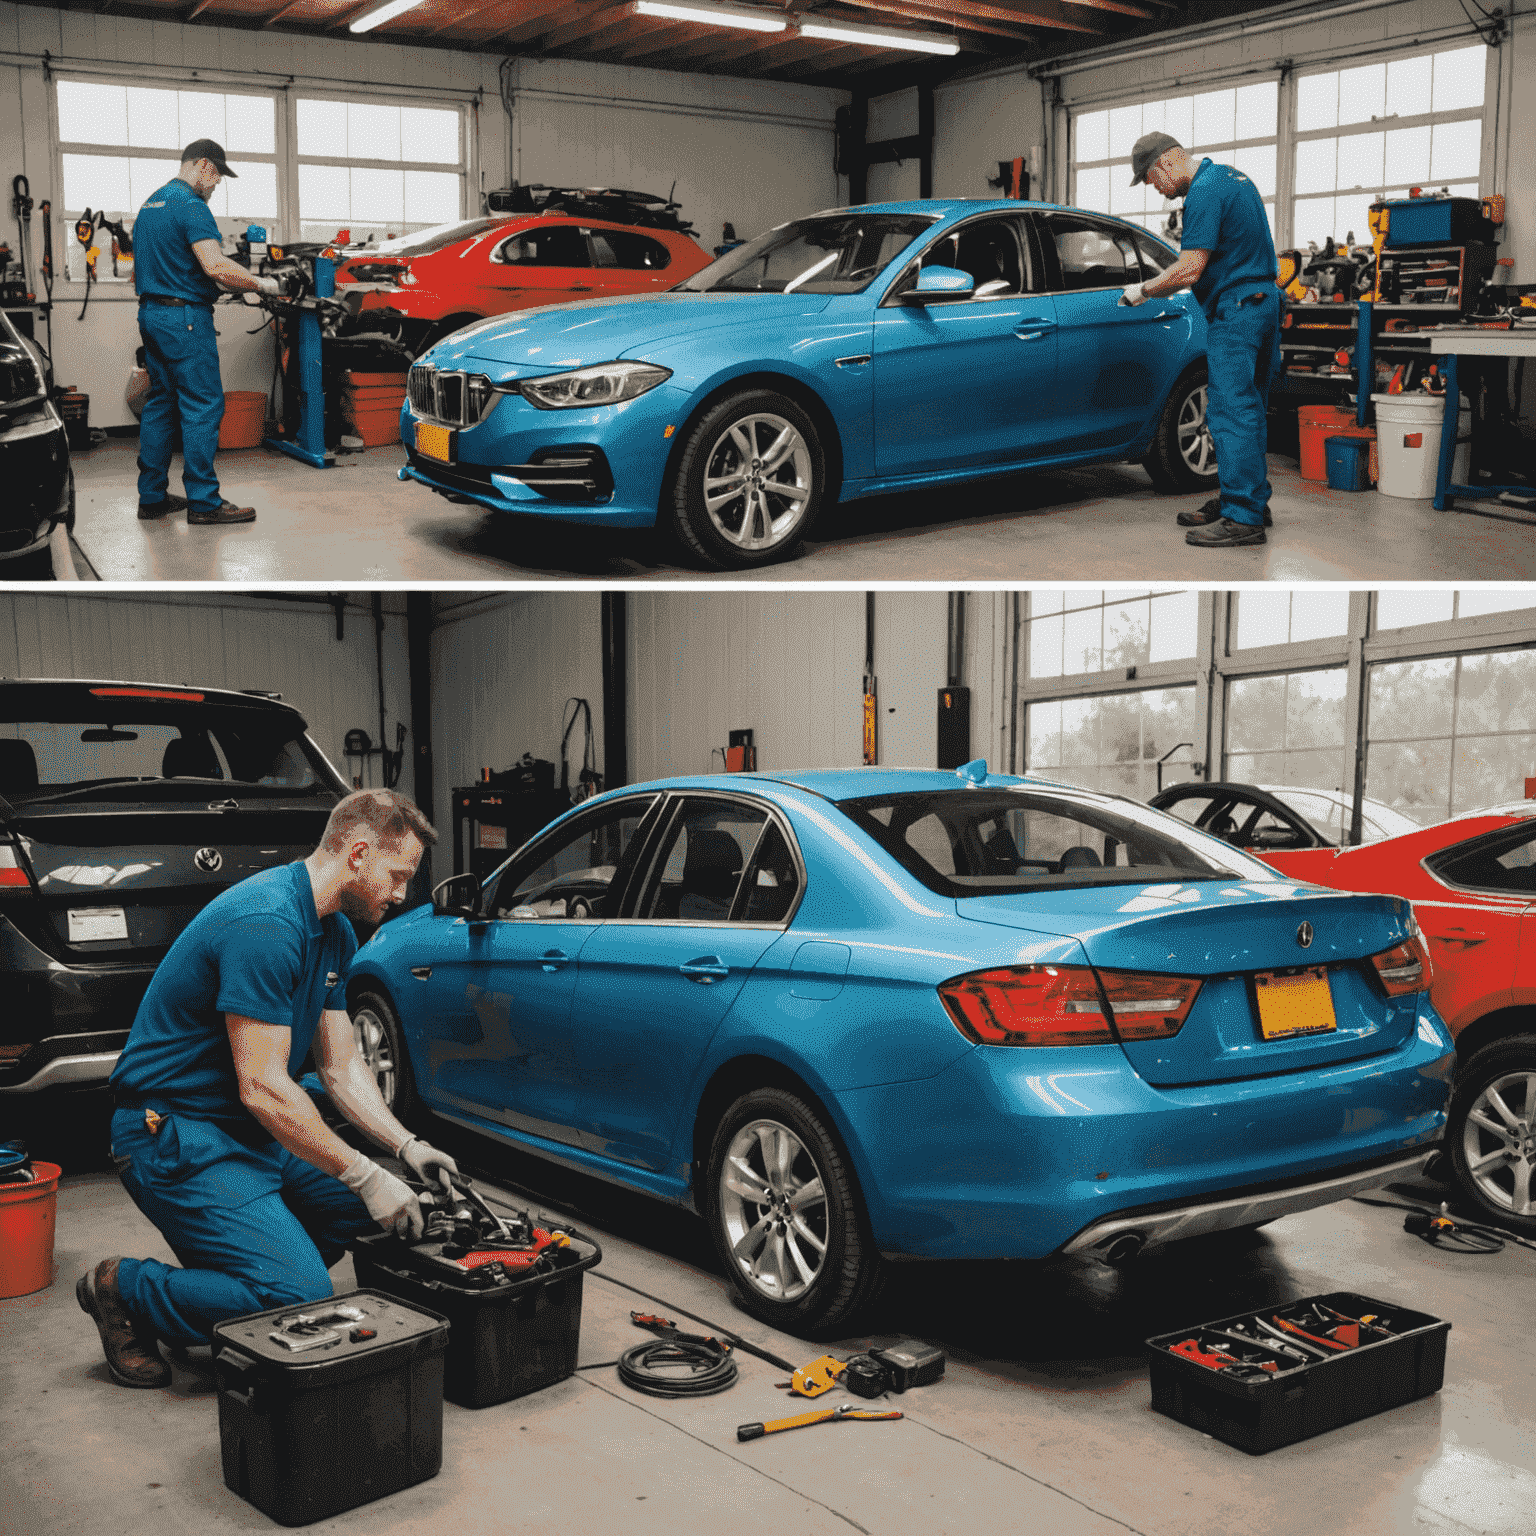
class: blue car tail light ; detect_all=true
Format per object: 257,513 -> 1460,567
1368,934 -> 1432,996
937,964 -> 1201,1047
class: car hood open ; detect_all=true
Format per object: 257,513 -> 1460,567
429,293 -> 836,377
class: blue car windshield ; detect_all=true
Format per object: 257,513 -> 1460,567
677,213 -> 936,295
838,788 -> 1270,897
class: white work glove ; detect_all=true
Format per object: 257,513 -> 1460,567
397,1135 -> 459,1196
255,275 -> 282,296
1119,282 -> 1147,307
338,1152 -> 425,1240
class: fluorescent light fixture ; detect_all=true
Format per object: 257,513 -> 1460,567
349,0 -> 426,31
800,18 -> 959,54
635,1 -> 788,31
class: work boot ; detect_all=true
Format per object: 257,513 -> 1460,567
1177,497 -> 1271,527
137,493 -> 188,520
1185,516 -> 1267,548
188,500 -> 256,525
76,1257 -> 171,1388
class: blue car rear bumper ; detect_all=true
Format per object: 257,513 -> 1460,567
835,1001 -> 1454,1261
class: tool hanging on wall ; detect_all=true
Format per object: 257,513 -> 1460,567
10,174 -> 33,301
560,697 -> 602,802
38,199 -> 53,362
75,209 -> 99,321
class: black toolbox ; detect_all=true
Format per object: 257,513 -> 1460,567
1146,1291 -> 1449,1455
353,1221 -> 601,1409
212,1289 -> 448,1526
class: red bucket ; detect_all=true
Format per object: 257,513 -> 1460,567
1297,404 -> 1358,481
0,1161 -> 61,1298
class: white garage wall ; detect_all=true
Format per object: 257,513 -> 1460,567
0,591 -> 411,785
427,592 -> 605,829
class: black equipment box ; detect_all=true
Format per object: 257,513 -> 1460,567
211,1290 -> 448,1526
353,1225 -> 601,1409
1146,1290 -> 1449,1455
870,1339 -> 946,1392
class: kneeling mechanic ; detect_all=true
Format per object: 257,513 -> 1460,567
78,788 -> 458,1388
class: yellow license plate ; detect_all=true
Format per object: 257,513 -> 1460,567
1255,967 -> 1337,1040
415,421 -> 454,462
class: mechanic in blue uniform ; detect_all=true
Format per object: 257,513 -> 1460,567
1120,131 -> 1281,549
131,138 -> 283,525
77,789 -> 458,1389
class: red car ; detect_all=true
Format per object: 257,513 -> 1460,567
333,185 -> 714,356
1263,804 -> 1536,1235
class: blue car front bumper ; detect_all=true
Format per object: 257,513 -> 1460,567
833,1001 -> 1455,1262
397,382 -> 694,529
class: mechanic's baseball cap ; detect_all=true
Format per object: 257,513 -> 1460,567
1129,131 -> 1181,186
181,138 -> 237,177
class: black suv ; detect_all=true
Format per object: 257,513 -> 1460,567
0,312 -> 72,579
0,679 -> 348,1098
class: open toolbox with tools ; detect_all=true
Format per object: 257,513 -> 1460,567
352,1173 -> 602,1409
1146,1292 -> 1450,1454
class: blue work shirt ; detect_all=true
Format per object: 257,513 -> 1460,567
110,862 -> 356,1130
1179,158 -> 1278,321
132,177 -> 223,304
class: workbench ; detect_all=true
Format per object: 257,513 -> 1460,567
1427,329 -> 1536,511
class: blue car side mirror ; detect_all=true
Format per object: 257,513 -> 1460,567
902,265 -> 975,304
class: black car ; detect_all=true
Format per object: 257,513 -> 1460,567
1148,780 -> 1421,852
0,680 -> 348,1099
0,312 -> 72,579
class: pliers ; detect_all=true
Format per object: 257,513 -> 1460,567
738,1403 -> 903,1441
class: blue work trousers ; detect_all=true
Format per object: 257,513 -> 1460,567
136,303 -> 225,513
110,1104 -> 375,1346
1204,286 -> 1282,527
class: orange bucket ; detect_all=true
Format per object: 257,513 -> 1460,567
219,391 -> 268,450
342,404 -> 403,447
1297,404 -> 1358,481
0,1161 -> 61,1298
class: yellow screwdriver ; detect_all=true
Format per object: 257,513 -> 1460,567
738,1403 -> 903,1441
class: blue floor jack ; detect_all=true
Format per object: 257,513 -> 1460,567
264,253 -> 337,470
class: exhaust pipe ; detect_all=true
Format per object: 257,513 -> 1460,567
1096,1232 -> 1146,1268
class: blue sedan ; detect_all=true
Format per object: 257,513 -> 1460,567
396,201 -> 1217,569
346,764 -> 1453,1336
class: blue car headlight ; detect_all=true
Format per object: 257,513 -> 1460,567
519,360 -> 672,411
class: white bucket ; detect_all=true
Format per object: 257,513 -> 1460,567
1371,393 -> 1470,499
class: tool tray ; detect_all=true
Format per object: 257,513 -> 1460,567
353,1215 -> 601,1409
1146,1291 -> 1449,1454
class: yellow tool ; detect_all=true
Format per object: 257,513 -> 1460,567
1360,204 -> 1390,303
1275,249 -> 1309,302
738,1403 -> 903,1440
782,1354 -> 847,1398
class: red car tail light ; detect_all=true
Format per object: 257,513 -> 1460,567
1095,970 -> 1202,1041
939,965 -> 1114,1047
89,686 -> 204,702
1369,934 -> 1432,996
0,845 -> 30,888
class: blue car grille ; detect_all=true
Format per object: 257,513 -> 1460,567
408,365 -> 497,428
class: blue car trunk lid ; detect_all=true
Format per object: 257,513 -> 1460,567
956,880 -> 1422,1086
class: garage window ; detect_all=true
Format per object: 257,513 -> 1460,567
1026,686 -> 1197,800
1072,82 -> 1278,237
1225,667 -> 1348,794
1232,590 -> 1350,649
1292,45 -> 1486,252
1029,590 -> 1198,679
55,79 -> 278,280
1374,588 -> 1535,632
295,96 -> 462,244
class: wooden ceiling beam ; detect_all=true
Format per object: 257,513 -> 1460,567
418,0 -> 518,37
534,0 -> 636,50
833,0 -> 1101,35
489,0 -> 596,46
607,17 -> 709,63
259,0 -> 311,27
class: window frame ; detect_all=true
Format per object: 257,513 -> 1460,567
879,212 -> 1040,306
1031,209 -> 1149,294
1423,820 -> 1536,900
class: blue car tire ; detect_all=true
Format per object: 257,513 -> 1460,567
705,1085 -> 884,1336
668,389 -> 828,570
1141,366 -> 1219,494
350,987 -> 420,1123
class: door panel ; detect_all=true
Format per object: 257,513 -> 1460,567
477,222 -> 594,314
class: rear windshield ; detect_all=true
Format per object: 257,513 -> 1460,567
0,697 -> 340,802
677,213 -> 936,295
370,218 -> 504,258
837,787 -> 1271,897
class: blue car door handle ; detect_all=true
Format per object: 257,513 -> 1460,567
680,956 -> 730,983
410,966 -> 432,980
539,949 -> 573,973
1013,318 -> 1057,341
1122,309 -> 1182,323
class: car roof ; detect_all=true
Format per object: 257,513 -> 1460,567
605,765 -> 1092,803
823,198 -> 1172,238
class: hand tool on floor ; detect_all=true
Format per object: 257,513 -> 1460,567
778,1353 -> 848,1398
1272,1315 -> 1351,1352
738,1403 -> 903,1441
1252,1317 -> 1331,1360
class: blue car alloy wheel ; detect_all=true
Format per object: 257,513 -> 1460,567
397,201 -> 1222,571
347,763 -> 1454,1336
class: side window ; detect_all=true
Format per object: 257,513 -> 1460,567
1430,825 -> 1536,895
1132,229 -> 1177,280
601,230 -> 672,270
1041,215 -> 1141,292
1160,794 -> 1217,826
919,217 -> 1029,297
490,799 -> 653,919
638,798 -> 769,921
496,226 -> 591,267
740,821 -> 801,922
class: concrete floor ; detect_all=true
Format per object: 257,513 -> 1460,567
4,1101 -> 1533,1536
67,435 -> 1536,583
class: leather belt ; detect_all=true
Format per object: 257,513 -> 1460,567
139,294 -> 212,308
